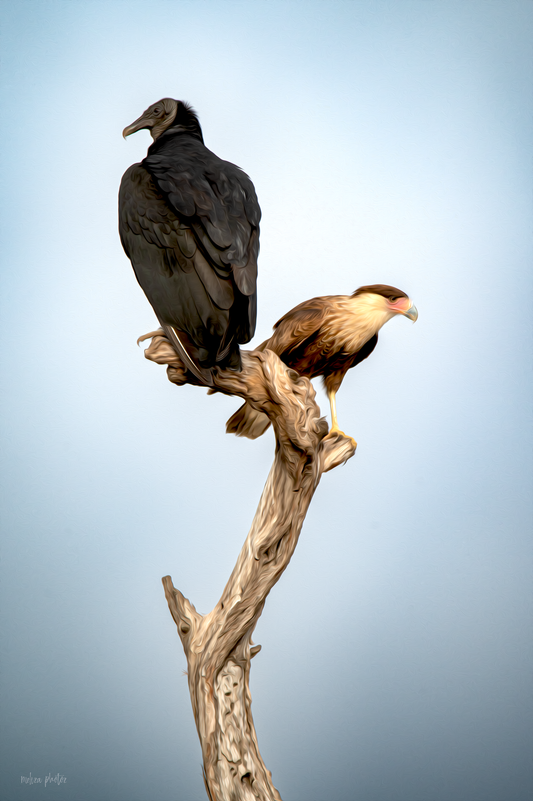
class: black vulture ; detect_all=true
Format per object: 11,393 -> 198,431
119,98 -> 261,385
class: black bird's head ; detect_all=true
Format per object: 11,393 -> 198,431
122,98 -> 202,141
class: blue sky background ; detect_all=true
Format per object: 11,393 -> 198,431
1,1 -> 532,799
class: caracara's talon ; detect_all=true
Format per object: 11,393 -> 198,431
327,428 -> 357,449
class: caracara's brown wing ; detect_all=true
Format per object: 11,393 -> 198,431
262,298 -> 330,357
227,297 -> 333,439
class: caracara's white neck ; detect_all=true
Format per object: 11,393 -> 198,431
326,293 -> 397,352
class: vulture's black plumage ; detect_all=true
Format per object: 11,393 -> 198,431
119,99 -> 261,385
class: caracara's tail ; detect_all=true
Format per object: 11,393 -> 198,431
226,402 -> 271,439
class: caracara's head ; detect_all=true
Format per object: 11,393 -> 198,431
122,98 -> 202,142
352,284 -> 418,326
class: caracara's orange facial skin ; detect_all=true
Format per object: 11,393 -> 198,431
387,296 -> 412,314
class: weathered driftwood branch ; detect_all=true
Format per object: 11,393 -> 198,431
141,330 -> 356,801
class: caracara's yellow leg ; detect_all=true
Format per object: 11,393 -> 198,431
327,388 -> 340,432
327,389 -> 357,448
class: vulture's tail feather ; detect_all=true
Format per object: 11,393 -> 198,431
226,402 -> 271,439
161,323 -> 214,387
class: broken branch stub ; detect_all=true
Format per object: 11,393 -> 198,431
142,329 -> 356,800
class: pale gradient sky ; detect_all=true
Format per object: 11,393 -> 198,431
1,1 -> 532,800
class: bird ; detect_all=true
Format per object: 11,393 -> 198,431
226,284 -> 418,440
119,98 -> 261,386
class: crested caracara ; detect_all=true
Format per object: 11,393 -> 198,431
119,98 -> 261,386
226,284 -> 418,440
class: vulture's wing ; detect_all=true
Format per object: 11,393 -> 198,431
120,163 -> 235,307
143,135 -> 260,298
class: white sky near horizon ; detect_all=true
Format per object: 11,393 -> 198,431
1,1 -> 532,800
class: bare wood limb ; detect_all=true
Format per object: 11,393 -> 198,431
143,330 -> 356,800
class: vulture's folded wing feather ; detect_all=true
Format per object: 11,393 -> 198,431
143,136 -> 260,298
119,164 -> 235,312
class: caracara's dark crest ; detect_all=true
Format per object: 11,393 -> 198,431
119,97 -> 260,385
227,284 -> 418,440
353,284 -> 408,301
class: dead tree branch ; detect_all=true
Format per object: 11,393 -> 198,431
142,330 -> 356,800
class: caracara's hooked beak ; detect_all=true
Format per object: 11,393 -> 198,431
404,303 -> 418,322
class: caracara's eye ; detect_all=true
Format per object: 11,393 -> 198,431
389,296 -> 397,302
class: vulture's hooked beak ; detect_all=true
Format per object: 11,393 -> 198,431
122,113 -> 152,139
404,303 -> 418,322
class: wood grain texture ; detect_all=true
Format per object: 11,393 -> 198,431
142,330 -> 356,800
